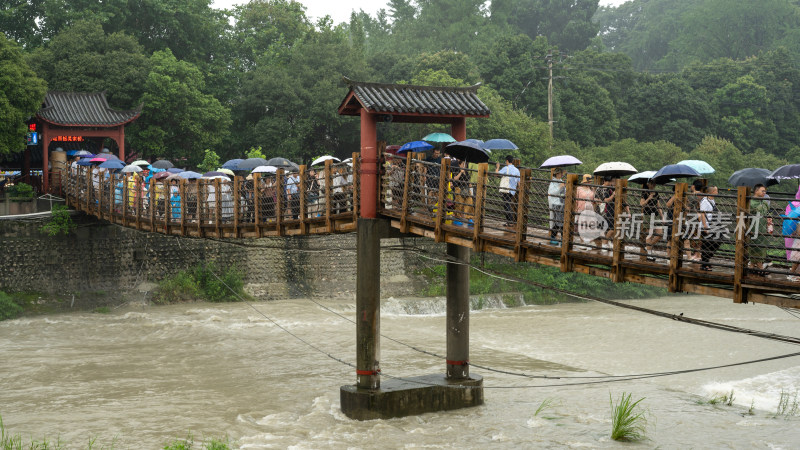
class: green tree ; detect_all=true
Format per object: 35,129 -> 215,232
0,0 -> 45,48
467,86 -> 550,166
621,75 -> 714,151
666,0 -> 800,68
129,49 -> 231,165
556,74 -> 619,147
26,20 -> 148,108
232,0 -> 311,68
246,146 -> 265,159
713,75 -> 777,153
197,149 -> 221,173
0,33 -> 46,156
504,0 -> 600,52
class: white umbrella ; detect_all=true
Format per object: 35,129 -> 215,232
311,155 -> 341,166
627,171 -> 657,184
251,165 -> 278,174
131,160 -> 150,167
593,161 -> 637,177
121,165 -> 143,173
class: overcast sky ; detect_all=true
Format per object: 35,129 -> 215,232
211,0 -> 628,25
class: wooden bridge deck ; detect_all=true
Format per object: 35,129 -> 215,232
62,153 -> 800,307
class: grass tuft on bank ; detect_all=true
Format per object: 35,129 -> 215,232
0,291 -> 23,321
610,392 -> 649,441
153,262 -> 247,304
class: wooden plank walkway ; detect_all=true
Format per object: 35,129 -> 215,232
62,154 -> 800,308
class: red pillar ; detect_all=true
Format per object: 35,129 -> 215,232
451,118 -> 467,142
359,109 -> 378,218
41,124 -> 50,193
117,127 -> 125,161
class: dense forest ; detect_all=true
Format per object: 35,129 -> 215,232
2,0 -> 800,184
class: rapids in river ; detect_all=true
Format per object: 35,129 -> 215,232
1,295 -> 799,448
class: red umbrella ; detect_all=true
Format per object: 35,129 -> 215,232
154,171 -> 171,180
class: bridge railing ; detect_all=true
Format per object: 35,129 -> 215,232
65,158 -> 360,237
376,154 -> 799,298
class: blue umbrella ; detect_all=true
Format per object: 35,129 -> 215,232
482,138 -> 518,150
167,167 -> 184,173
178,171 -> 202,180
397,141 -> 434,153
677,159 -> 715,174
76,158 -> 94,166
222,159 -> 244,170
653,164 -> 700,183
445,140 -> 491,163
465,139 -> 484,145
98,160 -> 126,169
422,132 -> 456,143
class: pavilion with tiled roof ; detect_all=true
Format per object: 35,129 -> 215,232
337,77 -> 490,219
35,91 -> 142,193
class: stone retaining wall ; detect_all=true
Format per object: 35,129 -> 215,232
0,212 -> 440,300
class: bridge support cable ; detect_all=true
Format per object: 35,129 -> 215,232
172,236 -> 800,392
399,244 -> 800,347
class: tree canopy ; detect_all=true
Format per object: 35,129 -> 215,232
0,32 -> 46,156
1,0 -> 797,181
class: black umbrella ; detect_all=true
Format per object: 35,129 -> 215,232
266,157 -> 299,171
652,163 -> 700,184
151,159 -> 174,169
236,158 -> 269,171
445,140 -> 491,163
728,168 -> 780,188
768,164 -> 800,180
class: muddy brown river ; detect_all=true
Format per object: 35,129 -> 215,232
1,295 -> 799,448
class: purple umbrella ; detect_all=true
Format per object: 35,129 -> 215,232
540,155 -> 582,169
203,171 -> 227,178
167,167 -> 184,173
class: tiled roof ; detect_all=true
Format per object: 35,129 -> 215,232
37,91 -> 142,127
338,78 -> 490,117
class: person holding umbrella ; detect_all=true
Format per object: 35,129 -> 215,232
783,186 -> 800,281
699,185 -> 721,271
639,179 -> 662,262
548,168 -> 566,244
424,148 -> 442,207
496,155 -> 520,226
748,184 -> 774,276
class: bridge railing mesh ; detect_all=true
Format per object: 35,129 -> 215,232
443,160 -> 477,227
526,173 -> 563,248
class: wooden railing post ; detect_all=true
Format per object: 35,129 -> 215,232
514,168 -> 531,262
196,180 -> 203,237
149,178 -> 155,232
560,173 -> 579,271
734,186 -> 751,303
123,174 -> 130,227
352,151 -> 360,222
434,158 -> 450,242
214,178 -> 221,237
611,179 -> 628,282
276,168 -> 284,236
324,161 -> 332,232
399,152 -> 412,233
254,173 -> 262,238
298,165 -> 307,234
472,163 -> 488,252
669,183 -> 687,292
180,179 -> 186,236
164,181 -> 170,233
85,167 -> 92,213
233,176 -> 240,237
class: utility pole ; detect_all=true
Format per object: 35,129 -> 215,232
547,50 -> 554,144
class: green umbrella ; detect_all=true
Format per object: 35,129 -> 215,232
422,132 -> 456,143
